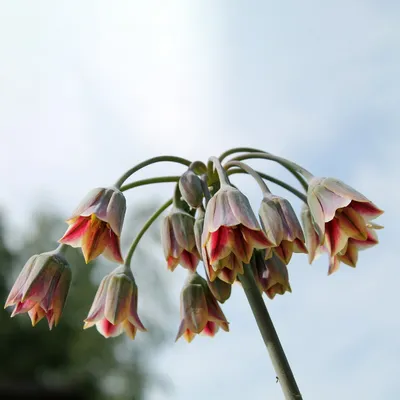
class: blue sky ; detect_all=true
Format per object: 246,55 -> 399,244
0,1 -> 399,399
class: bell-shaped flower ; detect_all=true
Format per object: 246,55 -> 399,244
302,203 -> 382,274
179,169 -> 204,209
201,185 -> 271,284
84,266 -> 146,339
5,247 -> 71,329
259,193 -> 307,264
59,187 -> 126,264
176,272 -> 229,343
252,251 -> 291,299
161,208 -> 200,272
307,177 -> 383,257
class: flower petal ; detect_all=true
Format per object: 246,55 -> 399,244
325,218 -> 348,256
59,216 -> 91,247
336,208 -> 368,241
227,187 -> 260,230
323,178 -> 369,202
103,232 -> 124,264
209,226 -> 232,262
96,318 -> 124,338
81,217 -> 109,263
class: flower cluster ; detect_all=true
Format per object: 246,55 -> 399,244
5,150 -> 383,345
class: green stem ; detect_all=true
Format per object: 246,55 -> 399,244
219,146 -> 265,161
224,161 -> 271,195
120,176 -> 180,192
240,263 -> 303,400
124,199 -> 173,268
208,156 -> 230,186
227,168 -> 307,203
227,151 -> 311,191
55,243 -> 69,255
114,156 -> 191,189
200,174 -> 211,204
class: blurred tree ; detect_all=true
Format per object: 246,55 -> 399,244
0,204 -> 174,400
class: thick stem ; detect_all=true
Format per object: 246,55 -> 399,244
230,152 -> 311,190
124,199 -> 173,268
224,160 -> 271,194
208,156 -> 230,186
114,156 -> 191,189
240,263 -> 302,400
120,176 -> 180,192
227,168 -> 307,203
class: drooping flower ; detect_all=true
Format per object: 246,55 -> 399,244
302,202 -> 383,275
84,266 -> 146,339
161,208 -> 200,272
259,193 -> 307,264
307,177 -> 383,257
59,187 -> 126,264
176,272 -> 229,342
5,248 -> 71,329
252,251 -> 291,299
201,185 -> 271,284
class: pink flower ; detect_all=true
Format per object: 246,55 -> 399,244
59,187 -> 126,264
161,209 -> 200,272
307,177 -> 383,257
259,193 -> 307,264
252,251 -> 291,299
5,248 -> 71,329
84,266 -> 146,339
176,273 -> 229,343
202,185 -> 271,284
302,201 -> 383,275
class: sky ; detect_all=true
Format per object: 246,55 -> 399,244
1,1 -> 399,399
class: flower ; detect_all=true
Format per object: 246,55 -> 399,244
302,203 -> 383,274
201,185 -> 271,284
84,266 -> 146,339
259,193 -> 307,264
5,248 -> 71,329
179,169 -> 204,208
176,272 -> 229,342
161,208 -> 200,272
59,187 -> 126,264
307,177 -> 383,257
252,251 -> 291,299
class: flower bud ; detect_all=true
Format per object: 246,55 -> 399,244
59,186 -> 126,263
84,266 -> 146,339
5,247 -> 71,329
161,208 -> 200,272
179,169 -> 204,208
176,273 -> 229,342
